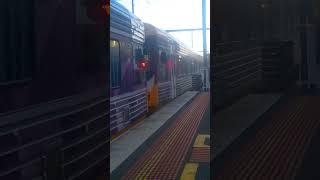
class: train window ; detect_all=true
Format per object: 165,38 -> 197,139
160,52 -> 168,63
0,1 -> 34,84
134,48 -> 144,61
133,46 -> 144,85
110,40 -> 121,88
159,51 -> 168,81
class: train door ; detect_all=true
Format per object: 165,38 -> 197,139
146,47 -> 159,111
171,56 -> 177,98
169,45 -> 176,98
133,44 -> 145,86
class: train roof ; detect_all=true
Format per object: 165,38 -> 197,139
110,0 -> 144,44
110,1 -> 202,62
168,34 -> 202,62
144,23 -> 202,62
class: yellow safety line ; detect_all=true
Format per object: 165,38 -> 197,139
126,93 -> 208,179
135,100 -> 198,178
180,163 -> 199,180
135,94 -> 204,178
193,134 -> 210,148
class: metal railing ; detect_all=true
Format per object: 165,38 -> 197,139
158,81 -> 172,104
176,75 -> 193,96
0,92 -> 108,180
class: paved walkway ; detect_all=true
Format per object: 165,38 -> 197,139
110,91 -> 198,173
213,93 -> 282,158
214,95 -> 320,180
179,102 -> 211,180
111,92 -> 210,180
120,93 -> 209,180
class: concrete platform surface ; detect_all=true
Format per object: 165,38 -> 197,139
110,91 -> 198,173
213,93 -> 282,158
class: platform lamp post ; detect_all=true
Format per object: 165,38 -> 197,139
202,0 -> 208,91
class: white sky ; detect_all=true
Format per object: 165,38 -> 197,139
115,0 -> 210,56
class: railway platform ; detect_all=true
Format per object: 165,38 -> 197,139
213,93 -> 282,158
213,89 -> 320,180
110,91 -> 210,180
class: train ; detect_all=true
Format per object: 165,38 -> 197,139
110,0 -> 204,136
0,1 -> 108,179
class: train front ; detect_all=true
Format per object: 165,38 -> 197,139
110,0 -> 148,137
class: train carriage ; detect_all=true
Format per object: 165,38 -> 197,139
110,0 -> 202,136
174,39 -> 203,96
144,23 -> 178,108
144,24 -> 203,106
110,0 -> 147,136
110,1 -> 203,137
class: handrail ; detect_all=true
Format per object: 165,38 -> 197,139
0,98 -> 107,136
0,112 -> 108,157
0,88 -> 107,126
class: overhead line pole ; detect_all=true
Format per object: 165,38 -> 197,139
191,31 -> 194,48
202,0 -> 208,91
132,0 -> 134,14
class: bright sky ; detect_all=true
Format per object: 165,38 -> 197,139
115,0 -> 210,56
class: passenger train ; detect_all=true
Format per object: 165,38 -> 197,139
110,0 -> 204,136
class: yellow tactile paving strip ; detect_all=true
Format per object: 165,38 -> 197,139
179,134 -> 210,180
121,93 -> 210,180
180,163 -> 199,180
193,134 -> 210,148
189,134 -> 210,164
